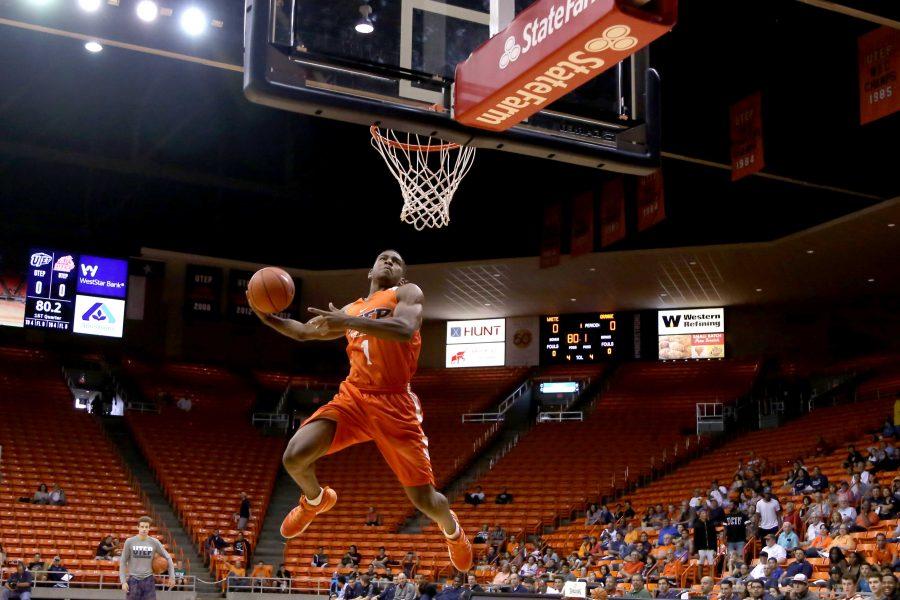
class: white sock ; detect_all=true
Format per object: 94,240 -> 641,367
306,488 -> 324,506
443,521 -> 460,540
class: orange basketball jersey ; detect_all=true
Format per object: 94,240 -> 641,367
344,287 -> 421,392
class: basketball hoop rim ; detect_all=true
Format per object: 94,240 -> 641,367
369,125 -> 461,152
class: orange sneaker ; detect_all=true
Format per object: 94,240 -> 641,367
279,486 -> 337,539
443,510 -> 473,572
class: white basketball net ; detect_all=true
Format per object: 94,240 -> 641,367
370,125 -> 476,231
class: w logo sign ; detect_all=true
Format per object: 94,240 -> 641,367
81,264 -> 99,277
661,315 -> 681,328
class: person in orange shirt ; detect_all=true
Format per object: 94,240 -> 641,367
654,534 -> 675,560
660,549 -> 683,582
827,525 -> 857,552
856,500 -> 880,529
253,250 -> 472,572
802,521 -> 833,558
249,561 -> 272,591
618,551 -> 645,579
871,533 -> 896,568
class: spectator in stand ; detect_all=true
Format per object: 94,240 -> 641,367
844,552 -> 864,583
756,491 -> 782,539
49,484 -> 66,506
869,575 -> 889,600
655,578 -> 678,599
96,535 -> 119,560
233,532 -> 251,560
496,489 -> 513,504
857,499 -> 880,530
837,576 -> 857,599
400,551 -> 417,577
505,574 -> 527,594
392,574 -> 417,600
519,556 -> 539,578
828,548 -> 850,576
331,575 -> 349,600
250,561 -> 271,590
435,575 -> 462,600
342,546 -> 362,568
173,560 -> 187,590
724,504 -> 748,559
492,562 -> 512,586
365,506 -> 381,526
312,547 -> 328,567
718,579 -> 738,600
624,574 -> 651,599
275,563 -> 292,592
206,530 -> 228,557
618,551 -> 645,581
708,500 -> 725,525
836,499 -> 858,525
465,487 -> 486,507
692,509 -> 717,575
761,534 -> 787,564
46,557 -> 69,588
372,547 -> 391,569
782,502 -> 802,533
0,544 -> 5,567
872,533 -> 896,568
3,562 -> 34,600
26,554 -> 44,579
586,504 -> 603,526
778,523 -> 800,551
673,540 -> 689,564
783,549 -> 812,581
829,525 -> 857,552
808,467 -> 829,492
236,492 -> 252,531
786,574 -> 815,600
882,574 -> 897,600
32,484 -> 50,505
657,519 -> 678,545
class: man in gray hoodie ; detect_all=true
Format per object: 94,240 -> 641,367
120,517 -> 175,600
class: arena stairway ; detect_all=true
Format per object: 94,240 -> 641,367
101,416 -> 208,586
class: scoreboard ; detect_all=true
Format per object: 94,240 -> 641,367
24,249 -> 128,337
540,312 -> 617,364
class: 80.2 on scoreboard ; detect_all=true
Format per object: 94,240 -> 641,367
540,313 -> 617,364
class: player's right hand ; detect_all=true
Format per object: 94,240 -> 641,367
122,582 -> 129,593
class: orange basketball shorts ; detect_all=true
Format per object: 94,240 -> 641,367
301,382 -> 435,487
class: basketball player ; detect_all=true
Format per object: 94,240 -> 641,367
119,517 -> 175,600
248,250 -> 472,572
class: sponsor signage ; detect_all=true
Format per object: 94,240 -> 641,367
657,308 -> 724,335
73,295 -> 126,338
76,255 -> 128,298
454,0 -> 677,131
446,318 -> 505,344
539,381 -> 580,394
657,308 -> 725,360
446,341 -> 507,368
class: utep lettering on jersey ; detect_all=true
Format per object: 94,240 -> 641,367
131,543 -> 154,559
348,307 -> 392,339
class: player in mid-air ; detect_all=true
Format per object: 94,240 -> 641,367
248,250 -> 472,572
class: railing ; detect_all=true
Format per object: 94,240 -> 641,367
20,572 -> 196,591
126,401 -> 161,413
251,413 -> 290,431
696,401 -> 724,435
536,411 -> 583,422
225,576 -> 305,594
461,379 -> 532,423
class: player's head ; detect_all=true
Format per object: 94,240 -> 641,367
368,250 -> 406,287
137,516 -> 152,537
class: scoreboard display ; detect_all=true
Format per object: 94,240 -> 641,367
540,312 -> 617,364
24,249 -> 128,337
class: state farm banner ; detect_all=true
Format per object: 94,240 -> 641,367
636,169 -> 665,231
599,177 -> 625,247
570,191 -> 594,256
540,201 -> 562,268
729,92 -> 764,181
454,0 -> 677,131
858,27 -> 900,125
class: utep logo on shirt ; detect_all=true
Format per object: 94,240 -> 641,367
132,544 -> 154,558
348,307 -> 392,339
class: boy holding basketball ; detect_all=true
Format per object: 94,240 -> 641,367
120,517 -> 175,600
248,250 -> 472,572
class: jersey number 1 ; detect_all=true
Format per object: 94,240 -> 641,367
361,339 -> 373,365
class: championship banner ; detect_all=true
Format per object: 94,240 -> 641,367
570,191 -> 594,256
184,264 -> 223,319
600,177 -> 626,247
540,201 -> 562,268
729,92 -> 764,181
858,27 -> 900,125
636,169 -> 665,231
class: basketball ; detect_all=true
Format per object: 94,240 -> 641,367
152,555 -> 168,574
248,267 -> 295,314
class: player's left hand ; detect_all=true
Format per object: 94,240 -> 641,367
308,303 -> 352,328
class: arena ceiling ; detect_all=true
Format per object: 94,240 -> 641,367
0,0 -> 898,275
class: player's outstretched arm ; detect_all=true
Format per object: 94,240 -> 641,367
309,284 -> 423,342
247,292 -> 345,341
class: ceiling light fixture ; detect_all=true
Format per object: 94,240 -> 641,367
78,0 -> 101,11
806,249 -> 815,254
889,223 -> 896,228
569,298 -> 576,302
180,6 -> 208,36
136,0 -> 159,21
484,303 -> 491,306
84,40 -> 103,52
355,2 -> 374,34
867,278 -> 875,283
755,288 -> 763,292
